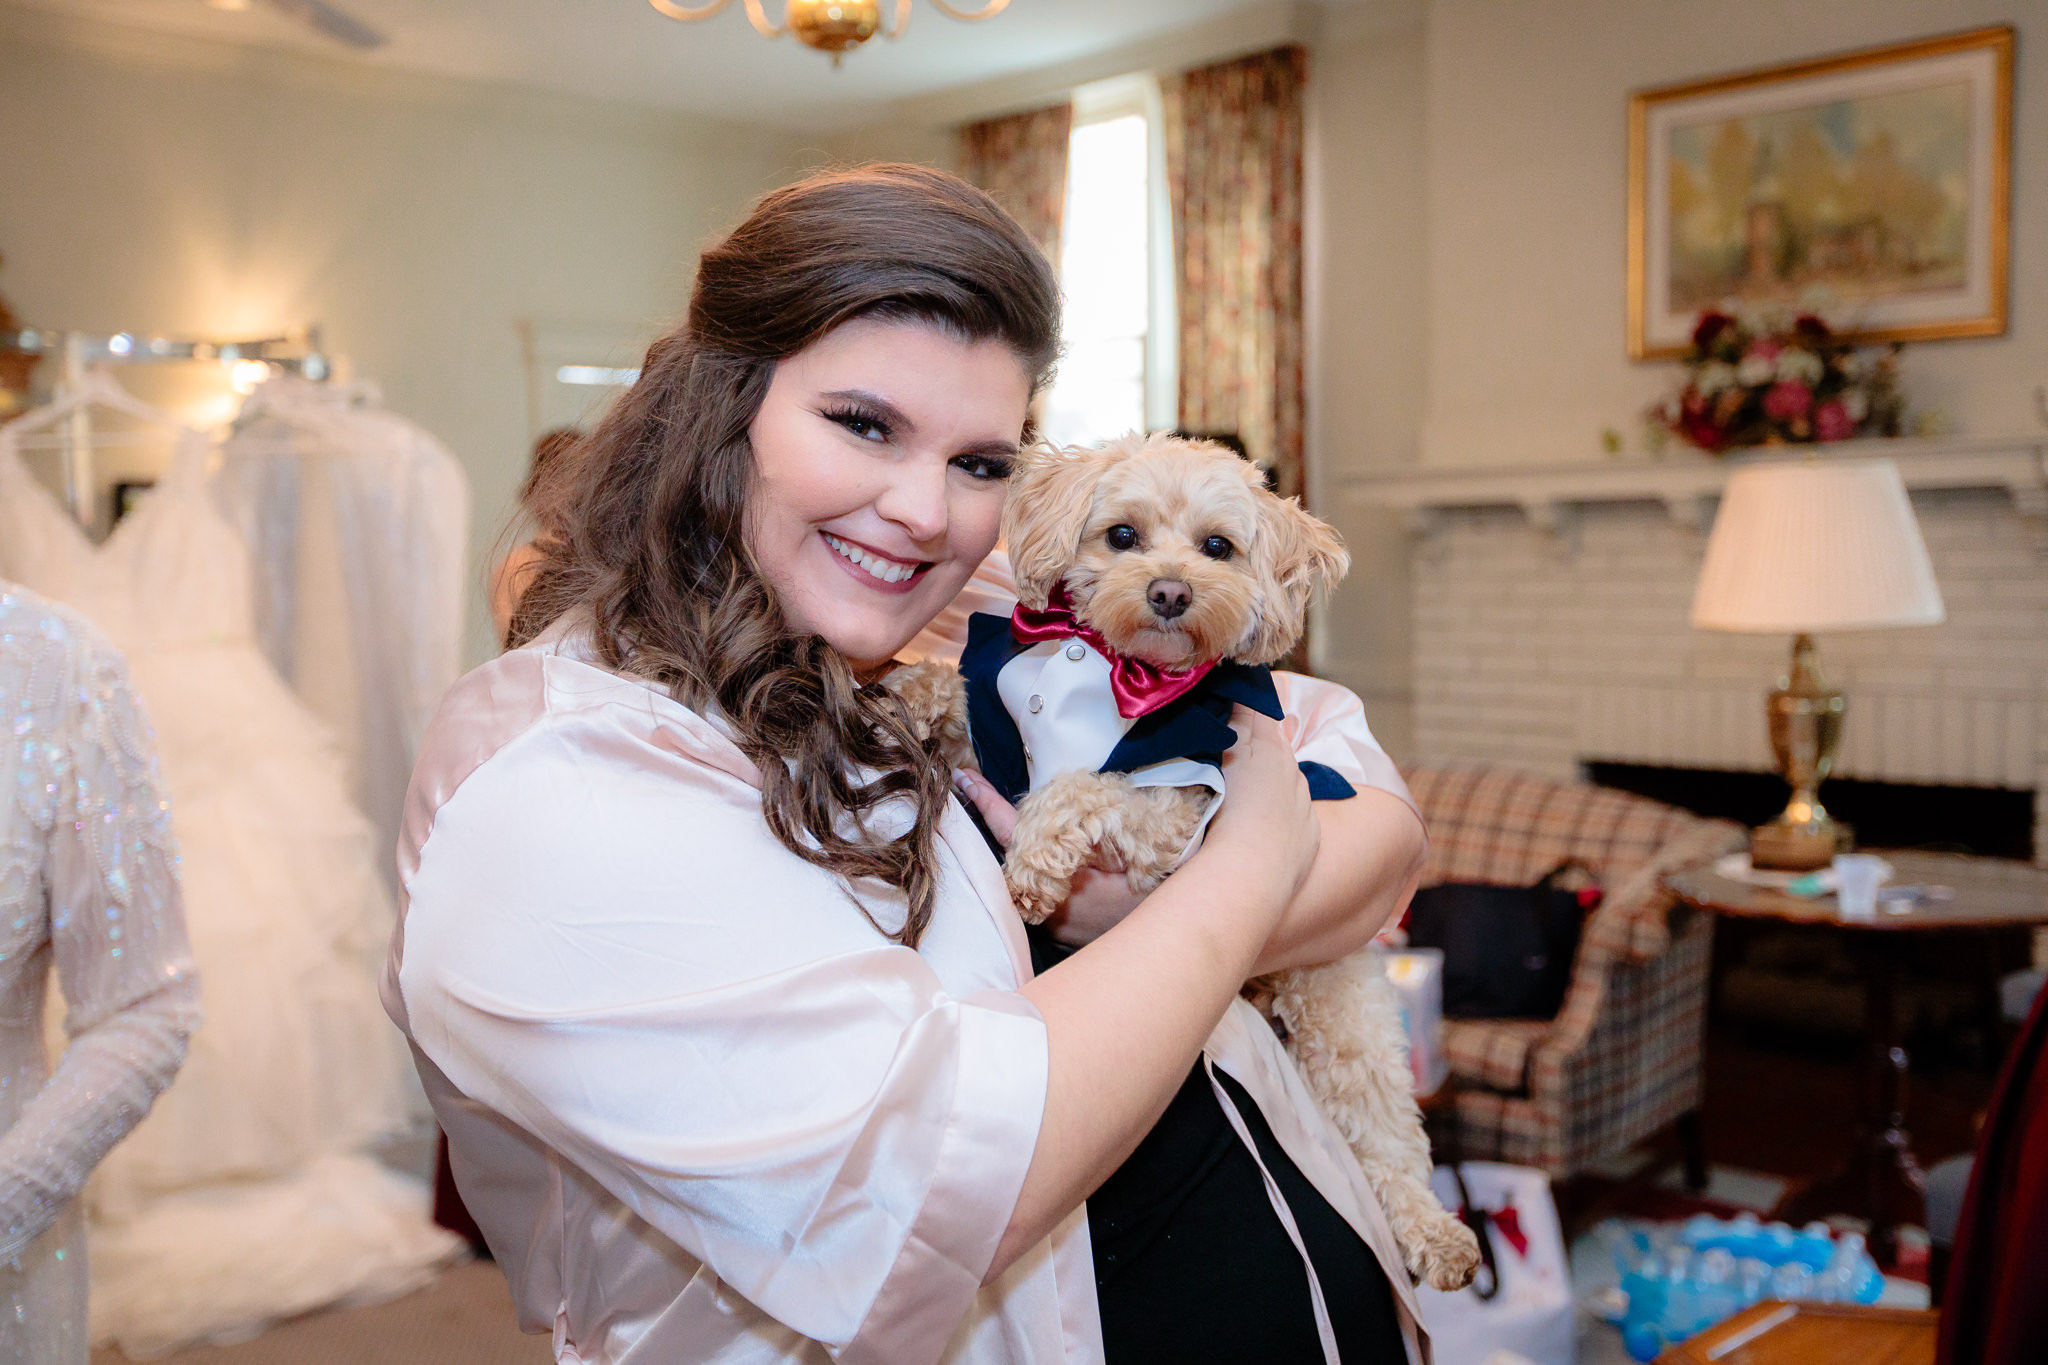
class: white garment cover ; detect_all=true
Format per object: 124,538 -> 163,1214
387,553 -> 1429,1365
219,375 -> 470,901
0,584 -> 199,1365
0,413 -> 463,1356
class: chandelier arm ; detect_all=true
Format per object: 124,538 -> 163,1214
923,0 -> 1010,19
646,0 -> 740,22
882,0 -> 911,40
740,0 -> 786,38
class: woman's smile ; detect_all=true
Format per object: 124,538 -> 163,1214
819,530 -> 932,591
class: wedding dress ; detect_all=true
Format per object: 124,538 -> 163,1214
219,376 -> 470,900
0,388 -> 462,1356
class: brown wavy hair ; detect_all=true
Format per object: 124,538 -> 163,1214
511,164 -> 1060,947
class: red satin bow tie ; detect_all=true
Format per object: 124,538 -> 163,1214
1010,585 -> 1217,719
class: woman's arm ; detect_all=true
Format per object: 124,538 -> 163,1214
0,640 -> 199,1258
986,708 -> 1317,1280
1251,787 -> 1424,975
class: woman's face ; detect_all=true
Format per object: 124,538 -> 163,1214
745,316 -> 1032,674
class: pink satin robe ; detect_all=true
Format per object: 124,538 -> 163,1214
383,554 -> 1429,1364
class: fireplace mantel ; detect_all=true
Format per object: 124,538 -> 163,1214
1338,434 -> 2048,536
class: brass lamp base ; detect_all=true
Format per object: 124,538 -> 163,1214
1750,809 -> 1840,872
1750,633 -> 1846,872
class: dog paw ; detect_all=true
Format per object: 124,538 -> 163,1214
1004,864 -> 1066,925
1408,1214 -> 1483,1292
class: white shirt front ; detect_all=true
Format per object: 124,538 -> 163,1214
996,637 -> 1225,800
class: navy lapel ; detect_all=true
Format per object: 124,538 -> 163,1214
960,612 -> 1031,806
1101,661 -> 1283,776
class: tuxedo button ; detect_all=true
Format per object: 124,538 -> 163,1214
1065,643 -> 1086,661
1028,694 -> 1044,713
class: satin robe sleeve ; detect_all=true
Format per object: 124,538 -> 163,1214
395,703 -> 1050,1363
0,619 -> 199,1259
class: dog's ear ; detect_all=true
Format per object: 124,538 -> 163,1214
1003,444 -> 1107,609
1237,492 -> 1350,665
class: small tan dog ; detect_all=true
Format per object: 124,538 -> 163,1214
889,432 -> 1481,1291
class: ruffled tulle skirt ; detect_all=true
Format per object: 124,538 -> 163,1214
80,644 -> 462,1354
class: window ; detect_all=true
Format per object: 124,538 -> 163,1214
1038,77 -> 1175,447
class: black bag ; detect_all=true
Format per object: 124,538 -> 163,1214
1404,862 -> 1592,1020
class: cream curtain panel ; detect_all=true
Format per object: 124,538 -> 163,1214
1164,45 -> 1308,503
959,102 -> 1075,267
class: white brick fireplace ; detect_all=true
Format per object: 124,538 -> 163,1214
1342,437 -> 2048,859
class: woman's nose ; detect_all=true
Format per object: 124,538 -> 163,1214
875,460 -> 949,544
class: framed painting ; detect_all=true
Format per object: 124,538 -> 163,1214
1629,26 -> 2011,359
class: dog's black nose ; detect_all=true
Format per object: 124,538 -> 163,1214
1147,578 -> 1193,620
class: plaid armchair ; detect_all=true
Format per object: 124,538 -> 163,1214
1401,765 -> 1746,1179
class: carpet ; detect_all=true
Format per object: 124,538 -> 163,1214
89,1261 -> 551,1365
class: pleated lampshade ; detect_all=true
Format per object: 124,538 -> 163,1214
1691,458 -> 1945,633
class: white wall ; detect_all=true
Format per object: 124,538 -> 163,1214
0,5 -> 808,663
1419,0 -> 2048,467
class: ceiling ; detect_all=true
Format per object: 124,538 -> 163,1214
11,0 -> 1347,130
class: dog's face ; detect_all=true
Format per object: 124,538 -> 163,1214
1004,433 -> 1349,668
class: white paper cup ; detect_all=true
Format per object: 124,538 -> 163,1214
1833,854 -> 1887,919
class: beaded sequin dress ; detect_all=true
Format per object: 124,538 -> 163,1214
0,585 -> 198,1365
0,423 -> 461,1356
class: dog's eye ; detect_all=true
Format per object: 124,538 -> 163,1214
1105,524 -> 1140,551
1200,535 -> 1234,561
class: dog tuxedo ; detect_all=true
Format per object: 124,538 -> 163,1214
958,608 -> 1357,844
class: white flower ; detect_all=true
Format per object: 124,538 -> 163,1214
1737,354 -> 1776,387
1841,350 -> 1872,381
1843,389 -> 1869,422
1775,348 -> 1824,384
1696,361 -> 1738,396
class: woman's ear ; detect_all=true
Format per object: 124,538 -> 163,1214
1003,445 -> 1107,608
1238,493 -> 1351,665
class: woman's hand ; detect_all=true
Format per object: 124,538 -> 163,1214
951,768 -> 1146,948
1193,707 -> 1320,909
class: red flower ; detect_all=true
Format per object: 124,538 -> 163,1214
1793,313 -> 1832,343
1763,380 -> 1813,422
1680,409 -> 1727,452
1746,337 -> 1783,364
1691,312 -> 1734,351
1814,399 -> 1855,442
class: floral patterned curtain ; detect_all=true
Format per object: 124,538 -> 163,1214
959,103 -> 1075,266
1164,46 -> 1308,502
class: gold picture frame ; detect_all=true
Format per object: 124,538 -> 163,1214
1629,26 -> 2012,360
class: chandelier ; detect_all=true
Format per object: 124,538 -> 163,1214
648,0 -> 1010,65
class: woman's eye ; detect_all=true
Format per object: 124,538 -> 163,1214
826,408 -> 891,442
1105,525 -> 1140,551
1200,535 -> 1234,561
951,454 -> 1015,481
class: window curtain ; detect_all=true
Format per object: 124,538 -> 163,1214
960,102 -> 1075,267
1164,45 -> 1308,502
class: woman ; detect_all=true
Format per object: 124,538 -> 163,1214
384,164 -> 1429,1364
488,426 -> 581,645
0,583 -> 199,1362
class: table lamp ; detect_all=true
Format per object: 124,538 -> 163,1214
1690,458 -> 1944,870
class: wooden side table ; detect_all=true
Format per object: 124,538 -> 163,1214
1666,850 -> 2048,1263
1656,1301 -> 1935,1364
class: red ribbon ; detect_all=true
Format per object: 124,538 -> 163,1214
1010,585 -> 1216,719
1490,1204 -> 1529,1259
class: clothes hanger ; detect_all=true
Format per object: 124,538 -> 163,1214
4,367 -> 199,447
2,367 -> 202,530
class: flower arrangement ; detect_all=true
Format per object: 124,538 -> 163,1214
1649,311 -> 1904,454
